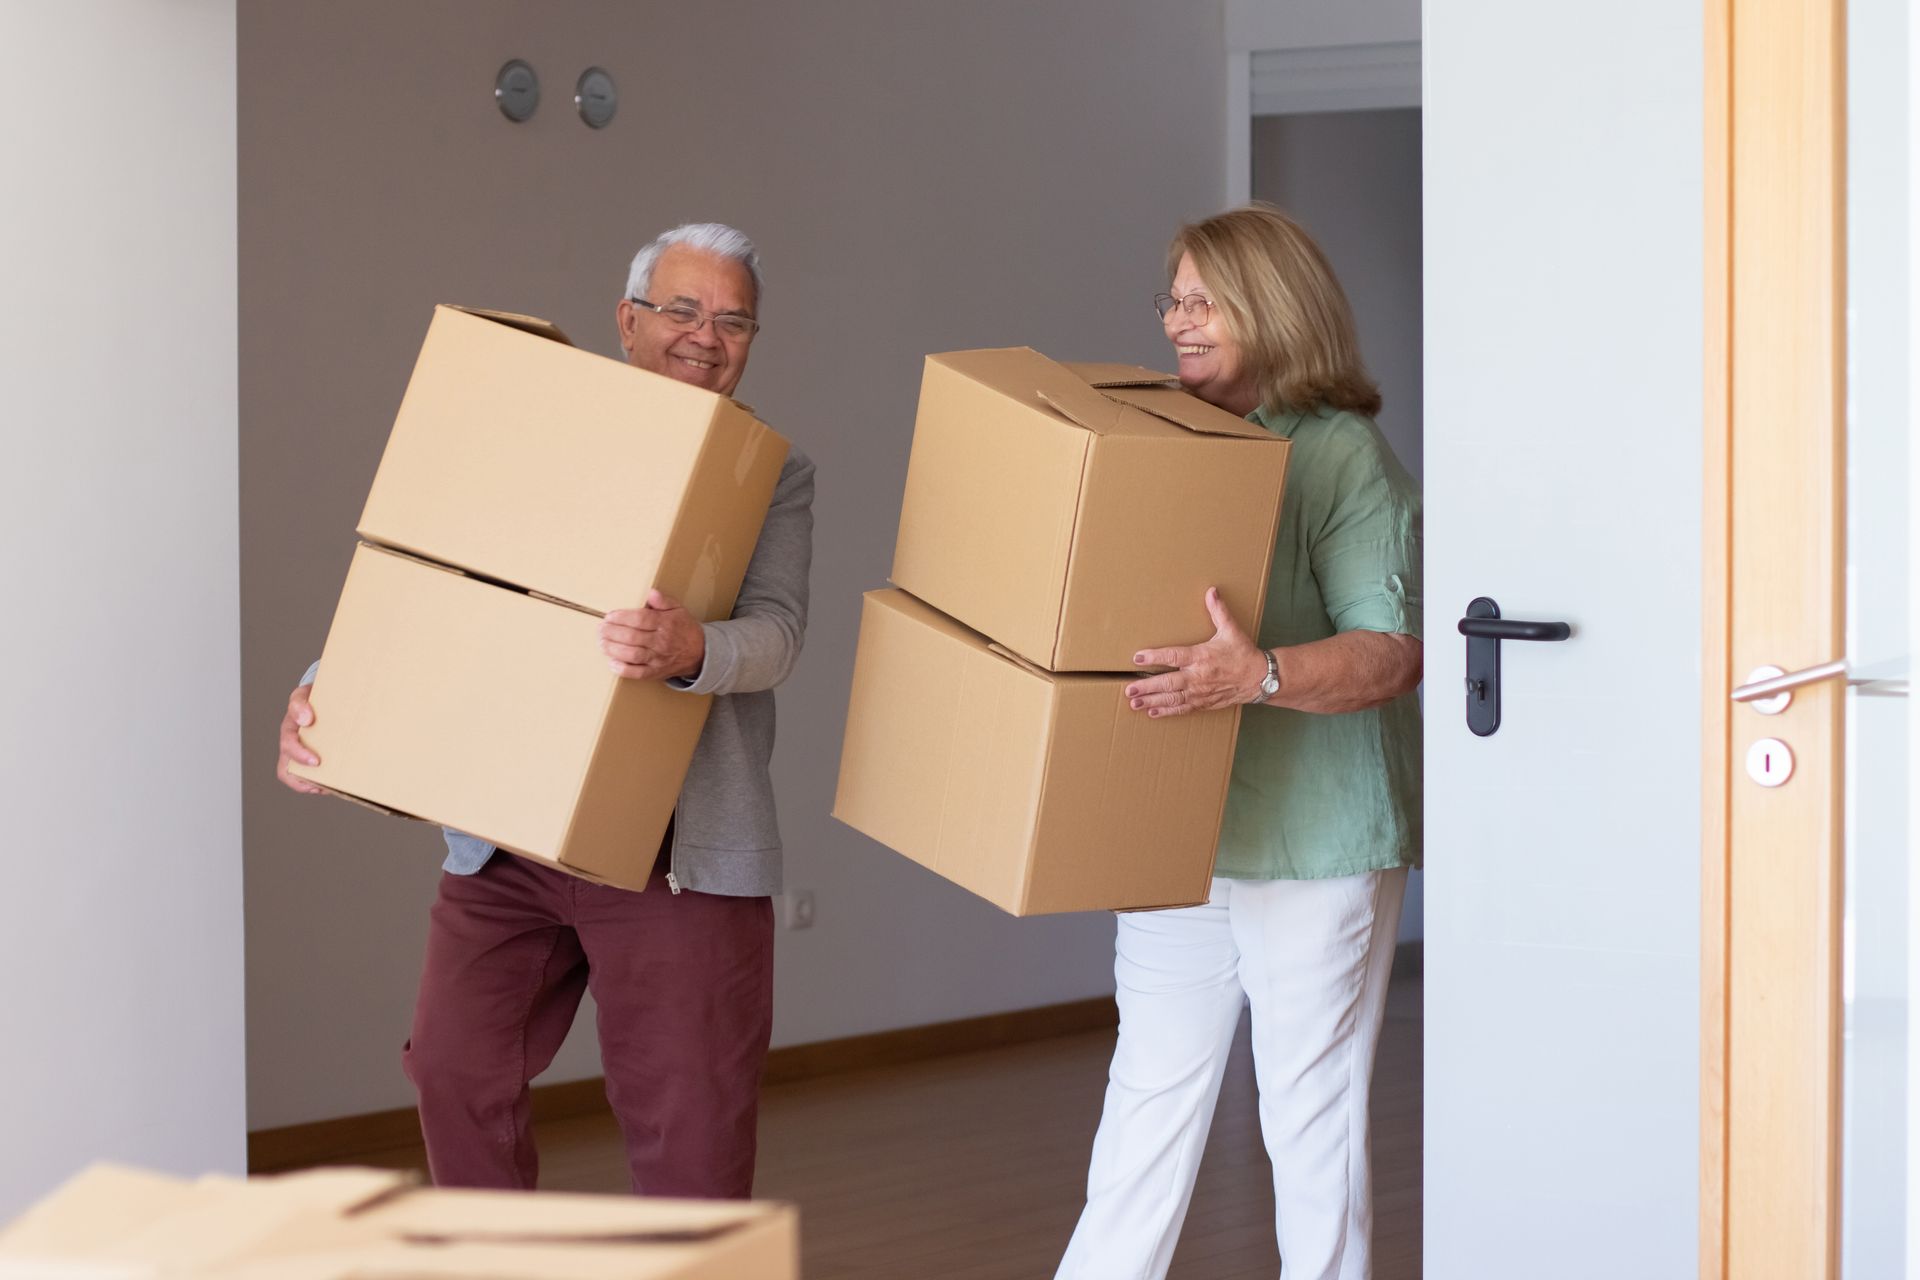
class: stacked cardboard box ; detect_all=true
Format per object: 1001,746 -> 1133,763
289,306 -> 789,891
834,348 -> 1291,915
0,1163 -> 798,1278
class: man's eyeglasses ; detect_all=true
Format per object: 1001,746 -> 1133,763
1153,291 -> 1215,324
629,297 -> 761,342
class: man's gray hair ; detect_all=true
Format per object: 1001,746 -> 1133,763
624,222 -> 763,309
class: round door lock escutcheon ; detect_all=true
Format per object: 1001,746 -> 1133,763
495,59 -> 539,122
1742,665 -> 1792,714
575,67 -> 618,128
1745,737 -> 1794,788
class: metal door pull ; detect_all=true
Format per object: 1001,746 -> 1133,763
1731,656 -> 1910,710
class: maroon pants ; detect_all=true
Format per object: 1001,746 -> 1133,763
402,851 -> 774,1197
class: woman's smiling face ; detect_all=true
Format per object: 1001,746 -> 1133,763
1163,252 -> 1257,415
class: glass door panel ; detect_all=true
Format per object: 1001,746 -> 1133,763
1840,0 -> 1915,1272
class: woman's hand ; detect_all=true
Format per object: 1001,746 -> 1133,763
1126,587 -> 1268,717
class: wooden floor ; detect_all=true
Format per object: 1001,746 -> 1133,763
349,977 -> 1422,1278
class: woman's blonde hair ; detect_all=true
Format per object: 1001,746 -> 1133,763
1167,202 -> 1380,416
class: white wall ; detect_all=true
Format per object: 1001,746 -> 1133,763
0,3 -> 245,1216
241,0 -> 1230,1131
1423,1 -> 1702,1274
1252,107 -> 1426,943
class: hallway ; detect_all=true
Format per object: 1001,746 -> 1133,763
353,975 -> 1424,1278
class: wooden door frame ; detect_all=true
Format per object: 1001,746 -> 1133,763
1703,0 -> 1849,1276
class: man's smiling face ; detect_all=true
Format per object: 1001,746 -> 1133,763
616,245 -> 757,396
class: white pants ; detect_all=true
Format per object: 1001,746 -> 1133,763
1057,868 -> 1408,1280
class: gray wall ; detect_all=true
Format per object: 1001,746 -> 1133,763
2,0 -> 245,1214
1252,107 -> 1424,942
1252,109 -> 1422,478
241,0 -> 1229,1129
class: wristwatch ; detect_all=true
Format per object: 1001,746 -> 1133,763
1252,649 -> 1280,704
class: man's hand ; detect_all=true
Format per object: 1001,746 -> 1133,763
276,685 -> 327,795
1125,587 -> 1268,718
601,589 -> 707,682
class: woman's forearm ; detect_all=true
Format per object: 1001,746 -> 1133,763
1264,630 -> 1422,714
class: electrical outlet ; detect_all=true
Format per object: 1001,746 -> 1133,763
783,889 -> 815,930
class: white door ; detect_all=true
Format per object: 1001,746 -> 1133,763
1422,2 -> 1705,1276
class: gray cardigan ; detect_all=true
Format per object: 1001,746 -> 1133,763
655,446 -> 814,895
305,447 -> 814,898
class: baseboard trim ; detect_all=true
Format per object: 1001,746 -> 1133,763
248,941 -> 1424,1174
247,995 -> 1121,1173
759,995 -> 1119,1088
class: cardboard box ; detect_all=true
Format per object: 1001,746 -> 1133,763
890,348 -> 1291,672
0,1164 -> 800,1279
359,305 -> 788,617
289,305 -> 789,887
832,590 -> 1240,915
289,544 -> 710,890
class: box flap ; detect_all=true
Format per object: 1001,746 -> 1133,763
1032,384 -> 1125,435
0,1166 -> 194,1255
1060,361 -> 1180,389
335,1182 -> 799,1277
1100,384 -> 1275,440
932,348 -> 1126,435
218,1168 -> 415,1218
351,1183 -> 767,1240
443,304 -> 573,347
35,1171 -> 411,1276
1060,360 -> 1272,439
985,642 -> 1054,680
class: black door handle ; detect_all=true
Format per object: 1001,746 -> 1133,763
1457,616 -> 1572,642
1458,597 -> 1571,736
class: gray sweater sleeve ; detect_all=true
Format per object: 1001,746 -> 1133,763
672,447 -> 815,697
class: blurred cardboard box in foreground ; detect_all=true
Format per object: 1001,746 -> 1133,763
0,1163 -> 798,1279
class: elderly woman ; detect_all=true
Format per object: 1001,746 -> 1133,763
1056,203 -> 1422,1280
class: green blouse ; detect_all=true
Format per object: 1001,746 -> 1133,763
1214,404 -> 1423,880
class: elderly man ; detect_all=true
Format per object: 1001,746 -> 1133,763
275,222 -> 813,1199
